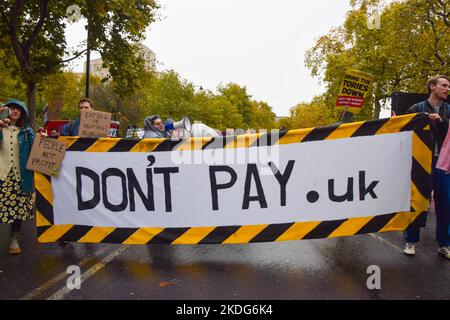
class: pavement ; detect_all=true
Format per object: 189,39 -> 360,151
0,212 -> 449,300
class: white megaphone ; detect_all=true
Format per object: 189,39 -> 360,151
165,116 -> 192,132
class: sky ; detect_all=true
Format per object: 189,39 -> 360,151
66,0 -> 390,117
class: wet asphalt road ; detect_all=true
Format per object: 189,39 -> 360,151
0,213 -> 449,300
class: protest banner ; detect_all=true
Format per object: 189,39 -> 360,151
78,109 -> 112,138
26,135 -> 67,176
35,113 -> 431,245
336,68 -> 374,114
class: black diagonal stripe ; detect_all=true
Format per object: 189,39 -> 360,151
37,226 -> 51,237
35,191 -> 54,225
405,211 -> 428,230
198,226 -> 242,244
67,138 -> 97,151
303,219 -> 348,239
147,228 -> 190,244
251,130 -> 288,147
201,137 -> 217,150
152,139 -> 184,152
107,139 -> 140,152
356,213 -> 397,234
43,174 -> 51,183
101,228 -> 139,243
400,113 -> 430,133
301,124 -> 340,142
58,226 -> 93,242
412,158 -> 431,200
351,118 -> 389,137
249,223 -> 295,243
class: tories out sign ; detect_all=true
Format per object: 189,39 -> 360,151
35,114 -> 431,245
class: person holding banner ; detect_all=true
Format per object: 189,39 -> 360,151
404,75 -> 450,260
0,100 -> 36,255
60,98 -> 94,136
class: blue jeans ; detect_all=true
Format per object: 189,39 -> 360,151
405,160 -> 450,247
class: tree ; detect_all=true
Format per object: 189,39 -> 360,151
249,101 -> 276,130
218,83 -> 254,128
0,0 -> 159,127
305,0 -> 450,121
289,95 -> 339,129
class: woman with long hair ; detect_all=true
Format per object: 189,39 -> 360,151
0,99 -> 35,255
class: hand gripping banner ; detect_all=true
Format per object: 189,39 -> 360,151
35,113 -> 431,245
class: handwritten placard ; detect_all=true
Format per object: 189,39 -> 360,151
26,135 -> 67,176
79,109 -> 112,138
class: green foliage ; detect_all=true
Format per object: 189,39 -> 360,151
289,95 -> 339,129
0,0 -> 160,127
304,0 -> 450,122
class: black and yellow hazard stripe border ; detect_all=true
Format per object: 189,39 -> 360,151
35,113 -> 431,244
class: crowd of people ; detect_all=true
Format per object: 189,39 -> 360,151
0,76 -> 449,260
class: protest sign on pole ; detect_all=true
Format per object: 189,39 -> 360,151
26,135 -> 67,176
336,68 -> 374,114
78,109 -> 112,138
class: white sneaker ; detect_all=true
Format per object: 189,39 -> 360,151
438,247 -> 450,260
404,243 -> 416,256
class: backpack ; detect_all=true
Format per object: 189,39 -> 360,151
417,101 -> 450,117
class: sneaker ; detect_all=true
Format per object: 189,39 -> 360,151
9,238 -> 21,255
404,243 -> 416,256
438,247 -> 450,260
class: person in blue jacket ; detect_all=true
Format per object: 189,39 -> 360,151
60,98 -> 94,136
0,99 -> 36,255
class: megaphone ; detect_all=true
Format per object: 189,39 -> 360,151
165,116 -> 192,132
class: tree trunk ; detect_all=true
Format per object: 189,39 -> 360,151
26,81 -> 36,129
373,97 -> 382,120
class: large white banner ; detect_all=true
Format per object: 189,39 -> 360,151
52,132 -> 412,228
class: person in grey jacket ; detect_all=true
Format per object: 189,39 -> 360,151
143,115 -> 171,138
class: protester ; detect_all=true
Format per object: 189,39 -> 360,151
143,115 -> 171,138
404,75 -> 450,260
60,98 -> 94,136
0,100 -> 36,255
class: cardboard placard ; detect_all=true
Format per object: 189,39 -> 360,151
79,109 -> 112,138
336,68 -> 374,114
26,135 -> 67,176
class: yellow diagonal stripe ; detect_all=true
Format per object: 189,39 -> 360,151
78,227 -> 116,243
38,225 -> 74,243
35,173 -> 53,204
328,217 -> 374,238
129,139 -> 165,152
379,212 -> 422,232
325,122 -> 363,141
85,138 -> 121,152
411,182 -> 429,213
57,136 -> 79,149
375,114 -> 415,135
123,228 -> 165,244
223,225 -> 269,244
225,133 -> 262,149
36,211 -> 52,227
277,128 -> 314,145
276,222 -> 321,241
171,227 -> 216,245
412,133 -> 432,174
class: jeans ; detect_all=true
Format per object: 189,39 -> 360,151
405,159 -> 450,247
